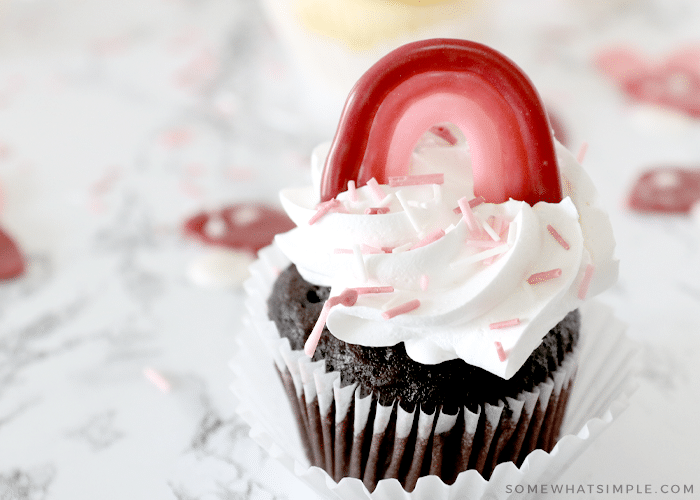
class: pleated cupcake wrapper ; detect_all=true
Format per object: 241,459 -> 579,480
233,244 -> 639,500
274,341 -> 576,492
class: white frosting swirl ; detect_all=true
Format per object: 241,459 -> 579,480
276,128 -> 618,379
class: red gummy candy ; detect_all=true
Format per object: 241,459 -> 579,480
0,226 -> 25,280
628,167 -> 700,214
320,39 -> 562,206
183,203 -> 296,254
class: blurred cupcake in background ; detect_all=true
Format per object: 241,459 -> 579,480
260,0 -> 491,123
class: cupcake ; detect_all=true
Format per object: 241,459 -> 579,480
259,0 -> 490,110
238,39 -> 622,496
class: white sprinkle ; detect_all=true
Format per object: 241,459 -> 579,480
479,215 -> 501,242
352,244 -> 368,282
451,244 -> 509,267
507,220 -> 517,246
395,190 -> 421,234
432,184 -> 442,203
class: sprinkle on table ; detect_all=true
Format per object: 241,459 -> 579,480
381,299 -> 421,320
388,173 -> 445,187
527,268 -> 562,285
143,367 -> 171,393
547,224 -> 570,250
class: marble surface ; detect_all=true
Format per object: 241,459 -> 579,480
0,0 -> 699,498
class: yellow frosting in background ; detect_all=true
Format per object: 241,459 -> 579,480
294,0 -> 480,51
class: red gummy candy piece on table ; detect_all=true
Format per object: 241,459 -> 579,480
320,39 -> 562,206
596,46 -> 700,119
628,167 -> 700,214
0,226 -> 25,280
183,203 -> 296,253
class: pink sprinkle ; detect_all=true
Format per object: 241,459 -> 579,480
411,228 -> 445,250
353,286 -> 394,294
305,289 -> 359,357
419,274 -> 430,291
309,199 -> 340,225
453,196 -> 485,214
465,239 -> 503,249
381,246 -> 394,253
360,243 -> 382,254
457,197 -> 480,233
578,264 -> 595,300
469,196 -> 486,208
490,318 -> 520,330
365,207 -> 390,215
527,269 -> 563,285
547,224 -> 570,250
494,342 -> 508,362
143,367 -> 171,393
577,142 -> 589,164
381,299 -> 421,320
367,178 -> 386,203
389,174 -> 445,187
347,180 -> 358,202
429,125 -> 458,145
333,248 -> 353,254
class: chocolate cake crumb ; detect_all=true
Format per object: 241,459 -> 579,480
268,264 -> 579,414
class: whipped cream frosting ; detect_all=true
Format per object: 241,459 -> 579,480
275,127 -> 617,379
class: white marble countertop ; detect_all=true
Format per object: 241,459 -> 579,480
0,0 -> 699,498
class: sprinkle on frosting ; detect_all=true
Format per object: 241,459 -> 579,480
395,190 -> 421,233
353,286 -> 394,294
578,263 -> 596,300
411,228 -> 445,250
347,180 -> 358,202
419,274 -> 430,291
367,177 -> 386,203
457,196 -> 480,232
527,268 -> 563,285
305,288 -> 359,357
365,207 -> 390,215
388,173 -> 445,187
577,142 -> 589,164
381,299 -> 421,320
352,244 -> 368,282
309,199 -> 340,225
547,224 -> 570,250
494,341 -> 508,362
490,318 -> 521,330
451,244 -> 509,268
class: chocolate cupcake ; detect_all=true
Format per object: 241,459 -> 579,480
240,39 -> 619,495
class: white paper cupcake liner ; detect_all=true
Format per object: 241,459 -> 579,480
232,244 -> 638,500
